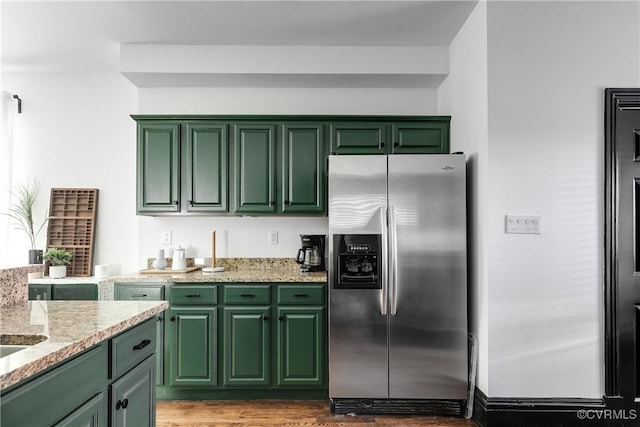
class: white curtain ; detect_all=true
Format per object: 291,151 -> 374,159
0,91 -> 16,266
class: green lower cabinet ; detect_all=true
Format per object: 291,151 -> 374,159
1,345 -> 107,427
29,283 -> 51,300
223,306 -> 271,387
276,307 -> 325,387
28,283 -> 98,301
168,307 -> 217,387
114,284 -> 166,386
110,355 -> 156,427
52,284 -> 98,300
54,392 -> 105,427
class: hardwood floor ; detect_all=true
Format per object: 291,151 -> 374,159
156,400 -> 478,427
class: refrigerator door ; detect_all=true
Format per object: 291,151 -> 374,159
387,154 -> 467,399
328,155 -> 389,399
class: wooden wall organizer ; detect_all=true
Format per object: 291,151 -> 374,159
46,188 -> 99,277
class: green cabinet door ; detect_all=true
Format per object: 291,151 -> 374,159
276,307 -> 325,387
233,124 -> 277,214
222,306 -> 270,387
185,123 -> 229,212
137,122 -> 180,214
29,283 -> 51,300
391,121 -> 450,154
281,123 -> 325,214
110,355 -> 155,427
329,122 -> 387,155
52,284 -> 98,300
168,307 -> 217,387
53,392 -> 105,427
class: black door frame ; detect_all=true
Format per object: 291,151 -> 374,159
604,88 -> 640,399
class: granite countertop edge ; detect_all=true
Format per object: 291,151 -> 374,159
108,269 -> 327,283
0,300 -> 168,391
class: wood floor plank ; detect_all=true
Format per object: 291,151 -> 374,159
156,400 -> 477,427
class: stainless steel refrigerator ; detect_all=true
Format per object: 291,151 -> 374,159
328,154 -> 467,415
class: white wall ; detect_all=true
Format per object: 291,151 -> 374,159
3,72 -> 139,274
136,86 -> 438,266
486,0 -> 639,398
437,1 -> 488,394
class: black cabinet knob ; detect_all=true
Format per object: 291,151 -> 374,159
380,143 -> 385,148
263,316 -> 269,321
394,142 -> 399,147
116,398 -> 129,410
170,316 -> 176,322
278,316 -> 284,321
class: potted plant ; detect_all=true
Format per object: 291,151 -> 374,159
43,247 -> 72,278
4,180 -> 48,264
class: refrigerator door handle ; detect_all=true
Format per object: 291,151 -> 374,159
389,205 -> 398,315
380,205 -> 388,315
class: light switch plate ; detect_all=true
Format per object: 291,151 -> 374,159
505,215 -> 541,234
268,230 -> 278,245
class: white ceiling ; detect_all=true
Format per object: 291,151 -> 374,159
1,1 -> 478,73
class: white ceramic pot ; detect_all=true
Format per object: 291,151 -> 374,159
49,265 -> 67,279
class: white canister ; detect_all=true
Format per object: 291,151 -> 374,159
94,264 -> 109,278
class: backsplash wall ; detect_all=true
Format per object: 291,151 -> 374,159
138,216 -> 328,268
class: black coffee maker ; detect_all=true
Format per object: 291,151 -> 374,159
295,235 -> 326,272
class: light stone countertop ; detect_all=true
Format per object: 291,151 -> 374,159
0,300 -> 168,391
110,258 -> 327,283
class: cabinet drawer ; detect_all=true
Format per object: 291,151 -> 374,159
223,285 -> 270,304
277,285 -> 325,305
115,285 -> 164,301
170,285 -> 216,305
110,317 -> 156,380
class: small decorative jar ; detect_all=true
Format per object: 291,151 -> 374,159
152,249 -> 167,270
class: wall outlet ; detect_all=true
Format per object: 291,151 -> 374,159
505,215 -> 541,234
268,230 -> 278,245
161,231 -> 172,245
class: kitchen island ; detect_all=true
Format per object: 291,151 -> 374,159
1,300 -> 168,426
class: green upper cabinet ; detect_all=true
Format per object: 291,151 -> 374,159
134,115 -> 449,216
233,124 -> 278,214
185,123 -> 228,212
330,118 -> 450,155
232,122 -> 325,215
281,123 -> 325,214
391,121 -> 449,154
329,122 -> 387,155
137,122 -> 180,214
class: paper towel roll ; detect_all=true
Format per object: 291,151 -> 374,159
94,264 -> 109,278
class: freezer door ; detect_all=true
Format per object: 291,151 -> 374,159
328,155 -> 389,399
388,154 -> 467,399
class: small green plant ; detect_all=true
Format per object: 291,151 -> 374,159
4,180 -> 48,250
43,247 -> 72,266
